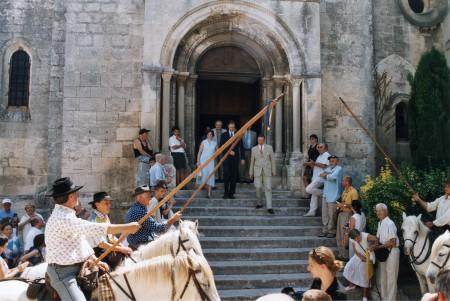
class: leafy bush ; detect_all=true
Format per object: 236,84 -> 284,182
361,162 -> 450,234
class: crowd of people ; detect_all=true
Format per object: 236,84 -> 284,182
1,124 -> 449,301
134,120 -> 276,213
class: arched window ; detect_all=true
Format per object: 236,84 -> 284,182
408,0 -> 425,14
395,102 -> 409,141
8,50 -> 31,107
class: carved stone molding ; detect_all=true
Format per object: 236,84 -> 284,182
397,0 -> 448,28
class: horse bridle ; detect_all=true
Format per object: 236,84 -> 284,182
177,255 -> 211,301
430,243 -> 450,270
404,229 -> 432,266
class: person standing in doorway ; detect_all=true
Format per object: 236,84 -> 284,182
197,130 -> 217,198
303,134 -> 320,193
169,127 -> 187,186
212,120 -> 226,182
220,121 -> 245,199
249,135 -> 276,214
240,123 -> 257,183
133,128 -> 154,187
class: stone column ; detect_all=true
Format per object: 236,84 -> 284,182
273,76 -> 285,158
185,75 -> 198,165
177,72 -> 189,138
262,78 -> 274,145
287,78 -> 305,196
292,78 -> 303,154
141,67 -> 162,149
161,71 -> 173,154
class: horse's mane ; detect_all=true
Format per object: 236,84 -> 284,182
135,230 -> 178,259
403,214 -> 429,234
431,231 -> 450,258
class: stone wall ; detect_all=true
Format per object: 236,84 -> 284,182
0,0 -> 60,195
320,0 -> 376,186
61,0 -> 145,199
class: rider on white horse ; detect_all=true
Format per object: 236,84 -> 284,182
45,177 -> 141,301
413,178 -> 450,241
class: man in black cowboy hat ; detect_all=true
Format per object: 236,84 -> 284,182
125,184 -> 182,250
45,177 -> 141,301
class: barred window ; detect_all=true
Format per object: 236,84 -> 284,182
8,50 -> 31,107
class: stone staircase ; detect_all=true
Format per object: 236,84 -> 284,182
175,185 -> 335,301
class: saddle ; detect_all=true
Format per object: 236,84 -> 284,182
26,261 -> 100,301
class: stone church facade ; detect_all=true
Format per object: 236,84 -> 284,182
0,0 -> 449,198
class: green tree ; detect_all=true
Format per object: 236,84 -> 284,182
408,47 -> 450,168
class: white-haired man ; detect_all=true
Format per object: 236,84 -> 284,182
372,203 -> 399,301
149,153 -> 167,188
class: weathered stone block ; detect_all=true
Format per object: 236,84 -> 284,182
116,128 -> 138,141
96,112 -> 119,124
106,98 -> 126,112
80,72 -> 101,87
4,167 -> 28,176
119,112 -> 139,127
101,143 -> 123,158
79,98 -> 105,111
75,111 -> 97,127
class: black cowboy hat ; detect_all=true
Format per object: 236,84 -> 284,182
47,177 -> 84,197
139,128 -> 150,135
88,192 -> 112,206
133,185 -> 151,197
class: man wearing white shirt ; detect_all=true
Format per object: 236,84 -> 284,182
304,143 -> 330,216
413,179 -> 450,239
24,217 -> 44,252
45,177 -> 140,301
18,203 -> 44,241
373,203 -> 400,301
169,127 -> 187,185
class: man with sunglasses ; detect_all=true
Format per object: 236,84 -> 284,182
304,143 -> 330,216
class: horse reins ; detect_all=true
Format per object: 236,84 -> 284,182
105,270 -> 136,301
430,243 -> 450,269
178,256 -> 211,301
405,230 -> 432,266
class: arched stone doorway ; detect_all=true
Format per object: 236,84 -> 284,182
143,1 -> 323,193
196,46 -> 262,146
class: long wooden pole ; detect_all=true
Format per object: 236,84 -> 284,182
337,96 -> 416,194
179,134 -> 244,213
95,94 -> 284,264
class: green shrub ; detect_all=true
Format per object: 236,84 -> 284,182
361,162 -> 450,234
408,47 -> 450,168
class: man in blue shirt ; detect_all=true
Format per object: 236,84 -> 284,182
125,185 -> 182,250
0,199 -> 17,222
319,155 -> 343,238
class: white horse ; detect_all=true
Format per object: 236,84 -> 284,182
0,249 -> 219,301
103,249 -> 220,301
256,293 -> 295,301
426,230 -> 450,284
401,213 -> 434,294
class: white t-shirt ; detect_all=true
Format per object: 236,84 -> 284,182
19,213 -> 44,240
147,197 -> 162,223
426,195 -> 450,227
376,216 -> 399,247
312,151 -> 330,181
24,227 -> 43,252
169,135 -> 185,153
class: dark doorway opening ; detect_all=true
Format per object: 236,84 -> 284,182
196,79 -> 261,146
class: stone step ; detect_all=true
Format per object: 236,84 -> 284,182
175,206 -> 309,216
200,236 -> 334,249
187,216 -> 321,226
175,190 -> 296,199
199,225 -> 323,237
214,273 -> 310,290
203,247 -> 328,261
175,197 -> 310,207
219,288 -> 362,301
210,260 -> 309,275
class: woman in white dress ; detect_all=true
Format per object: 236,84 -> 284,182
196,130 -> 217,198
348,200 -> 366,258
343,229 -> 376,301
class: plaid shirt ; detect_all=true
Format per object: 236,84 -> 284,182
125,202 -> 166,246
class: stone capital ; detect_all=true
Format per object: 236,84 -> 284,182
290,77 -> 303,87
161,71 -> 173,82
272,75 -> 287,86
177,72 -> 189,84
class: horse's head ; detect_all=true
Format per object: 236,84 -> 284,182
186,249 -> 221,301
427,230 -> 450,284
401,212 -> 425,255
179,219 -> 203,256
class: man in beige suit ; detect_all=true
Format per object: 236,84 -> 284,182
249,135 -> 276,214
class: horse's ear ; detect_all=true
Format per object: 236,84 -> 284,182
195,219 -> 199,229
446,230 -> 450,235
402,212 -> 407,220
417,214 -> 422,221
179,219 -> 184,225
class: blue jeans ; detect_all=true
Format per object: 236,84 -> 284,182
47,264 -> 86,301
